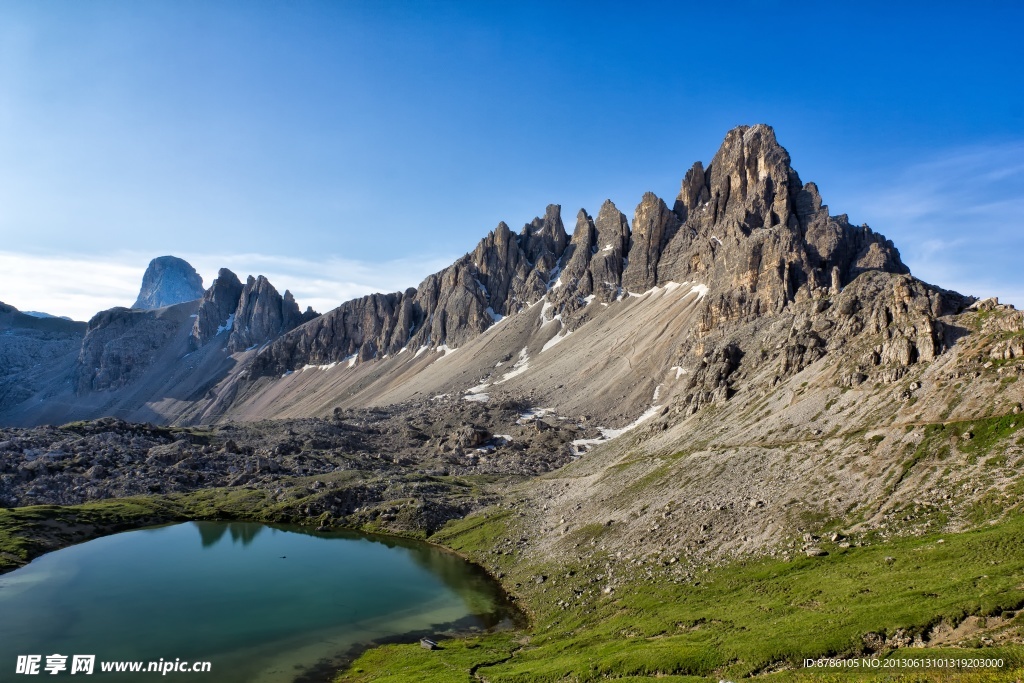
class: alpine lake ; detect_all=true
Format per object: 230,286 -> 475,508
0,521 -> 520,682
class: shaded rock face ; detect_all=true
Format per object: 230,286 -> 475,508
190,269 -> 244,350
67,269 -> 316,398
0,302 -> 86,409
251,206 -> 570,375
669,269 -> 970,416
75,307 -> 181,393
190,270 -> 317,352
247,125 -> 930,379
621,193 -> 680,293
132,256 -> 204,310
227,276 -> 311,352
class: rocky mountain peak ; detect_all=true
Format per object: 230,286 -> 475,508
132,256 -> 204,310
226,275 -> 316,353
190,268 -> 244,349
245,124 -> 923,381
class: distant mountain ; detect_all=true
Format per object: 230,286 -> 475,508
0,266 -> 318,425
22,311 -> 75,321
0,301 -> 87,414
132,255 -> 205,309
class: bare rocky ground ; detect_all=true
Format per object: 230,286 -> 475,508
0,393 -> 594,536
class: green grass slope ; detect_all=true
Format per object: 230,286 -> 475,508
339,511 -> 1024,682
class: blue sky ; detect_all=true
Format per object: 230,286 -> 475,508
0,1 -> 1021,320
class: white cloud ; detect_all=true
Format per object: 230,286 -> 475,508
0,250 -> 456,322
834,141 -> 1024,308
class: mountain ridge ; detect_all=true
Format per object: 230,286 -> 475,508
247,124 -> 920,381
0,124 -> 984,429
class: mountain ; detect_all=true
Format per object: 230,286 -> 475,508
3,125 -> 1024,676
22,311 -> 74,321
0,301 -> 87,414
0,264 -> 317,425
0,124 -> 1001,435
132,255 -> 205,309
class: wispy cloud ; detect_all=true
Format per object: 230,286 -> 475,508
836,141 -> 1024,307
0,250 -> 457,322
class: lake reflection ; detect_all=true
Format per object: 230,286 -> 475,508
0,522 -> 517,682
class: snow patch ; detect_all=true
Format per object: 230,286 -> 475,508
602,244 -> 613,252
517,407 -> 553,423
462,393 -> 490,403
550,276 -> 563,290
481,310 -> 509,337
435,344 -> 456,357
496,347 -> 530,383
414,345 -> 430,358
571,404 -> 663,453
541,329 -> 572,353
653,384 -> 662,401
629,281 -> 688,299
466,382 -> 489,394
690,284 -> 709,300
345,354 -> 358,368
216,313 -> 235,335
301,361 -> 339,372
539,300 -> 555,324
670,365 -> 687,379
583,294 -> 596,306
710,235 -> 723,246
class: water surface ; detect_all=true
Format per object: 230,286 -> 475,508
0,522 -> 517,682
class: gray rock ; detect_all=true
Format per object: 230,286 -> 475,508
74,307 -> 181,393
190,269 -> 244,349
227,276 -> 314,352
589,200 -> 630,303
622,192 -> 680,293
132,256 -> 204,310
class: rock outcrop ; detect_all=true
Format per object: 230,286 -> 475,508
621,193 -> 680,293
226,276 -> 316,352
74,306 -> 185,393
249,207 -> 572,376
132,256 -> 205,310
190,269 -> 245,349
0,302 -> 86,410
